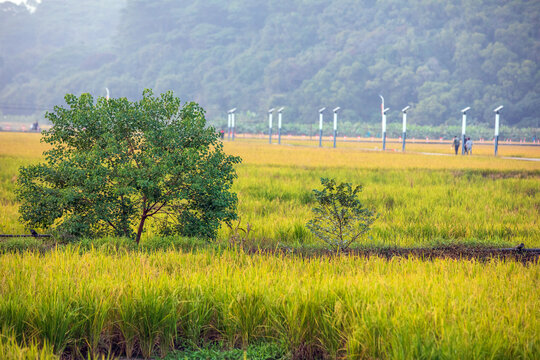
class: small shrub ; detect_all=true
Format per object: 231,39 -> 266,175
307,178 -> 376,251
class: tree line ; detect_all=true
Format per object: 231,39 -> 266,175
0,0 -> 539,129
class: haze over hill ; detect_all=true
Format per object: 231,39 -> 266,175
0,0 -> 539,129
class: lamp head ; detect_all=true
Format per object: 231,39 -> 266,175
268,108 -> 275,113
494,105 -> 503,113
228,108 -> 237,113
383,107 -> 390,114
278,107 -> 285,112
402,105 -> 411,113
319,107 -> 326,113
333,107 -> 341,112
461,107 -> 470,114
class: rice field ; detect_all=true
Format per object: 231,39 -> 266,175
0,249 -> 538,359
1,133 -> 539,247
0,132 -> 539,359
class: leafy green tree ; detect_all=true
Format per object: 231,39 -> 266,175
307,178 -> 376,251
17,89 -> 241,243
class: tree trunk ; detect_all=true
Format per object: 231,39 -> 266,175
135,215 -> 147,244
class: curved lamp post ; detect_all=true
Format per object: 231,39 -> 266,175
318,107 -> 326,147
461,107 -> 470,155
268,108 -> 275,144
493,105 -> 503,156
227,112 -> 231,140
401,105 -> 411,152
278,107 -> 284,144
379,95 -> 389,150
382,107 -> 389,150
228,108 -> 237,141
333,107 -> 340,148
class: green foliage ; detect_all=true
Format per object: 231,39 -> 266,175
0,237 -> 43,253
307,178 -> 376,251
16,90 -> 241,243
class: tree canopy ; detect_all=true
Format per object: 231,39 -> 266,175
17,90 -> 241,243
1,0 -> 539,128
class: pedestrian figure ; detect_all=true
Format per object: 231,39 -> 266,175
452,136 -> 460,155
466,137 -> 472,155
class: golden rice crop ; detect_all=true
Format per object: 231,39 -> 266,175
0,248 -> 538,359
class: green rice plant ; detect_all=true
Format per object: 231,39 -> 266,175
28,293 -> 78,355
71,289 -> 111,359
315,297 -> 348,360
0,296 -> 30,343
115,290 -> 139,358
270,290 -> 324,358
223,291 -> 268,348
0,329 -> 57,360
179,289 -> 215,348
129,287 -> 178,358
115,285 -> 179,358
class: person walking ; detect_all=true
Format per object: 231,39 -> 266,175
452,136 -> 460,155
466,137 -> 473,155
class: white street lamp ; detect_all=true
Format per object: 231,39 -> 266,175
105,87 -> 110,101
493,105 -> 503,156
268,108 -> 275,144
461,107 -> 470,155
278,107 -> 284,144
401,105 -> 411,152
333,107 -> 340,148
318,107 -> 326,147
379,95 -> 389,150
228,108 -> 237,141
227,112 -> 231,140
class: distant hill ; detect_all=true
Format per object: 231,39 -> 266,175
1,0 -> 539,128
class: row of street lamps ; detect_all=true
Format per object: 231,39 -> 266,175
226,101 -> 505,155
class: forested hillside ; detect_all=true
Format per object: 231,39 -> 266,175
1,0 -> 539,128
